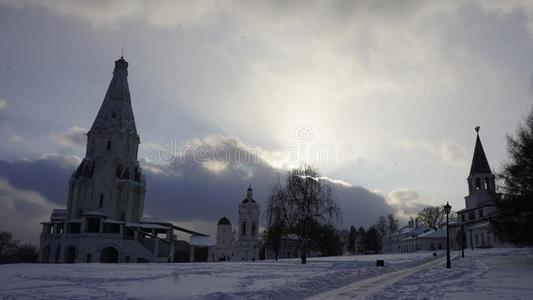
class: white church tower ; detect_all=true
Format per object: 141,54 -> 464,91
235,185 -> 260,261
66,56 -> 146,223
458,126 -> 504,249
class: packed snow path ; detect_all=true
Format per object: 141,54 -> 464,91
372,248 -> 533,299
307,254 -> 452,300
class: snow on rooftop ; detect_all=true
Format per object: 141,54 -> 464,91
417,228 -> 447,238
141,217 -> 170,224
469,222 -> 491,229
104,219 -> 125,224
82,210 -> 107,217
190,234 -> 215,246
126,223 -> 170,230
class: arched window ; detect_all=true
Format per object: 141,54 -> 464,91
484,177 -> 490,190
475,177 -> 481,190
251,223 -> 256,236
107,141 -> 112,151
241,222 -> 246,236
99,194 -> 104,208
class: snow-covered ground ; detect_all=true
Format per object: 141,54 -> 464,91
372,247 -> 533,300
0,249 -> 531,299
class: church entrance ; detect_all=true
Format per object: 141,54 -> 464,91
100,246 -> 119,263
192,247 -> 208,262
65,246 -> 76,263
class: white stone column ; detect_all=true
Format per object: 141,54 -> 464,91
190,246 -> 195,262
126,190 -> 133,222
154,238 -> 160,260
169,242 -> 175,262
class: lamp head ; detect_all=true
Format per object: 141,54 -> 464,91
444,202 -> 452,214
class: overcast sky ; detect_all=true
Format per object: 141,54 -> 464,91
1,0 -> 532,243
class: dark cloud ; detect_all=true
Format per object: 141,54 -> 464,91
0,155 -> 77,205
0,135 -> 393,242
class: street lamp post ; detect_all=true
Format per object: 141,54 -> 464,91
444,202 -> 452,269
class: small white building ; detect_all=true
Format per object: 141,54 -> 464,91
211,186 -> 260,261
382,219 -> 430,253
382,220 -> 449,254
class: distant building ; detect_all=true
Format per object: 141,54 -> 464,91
382,218 -> 454,253
38,57 -> 206,263
383,128 -> 510,254
211,185 -> 260,261
456,128 -> 508,249
383,219 -> 430,253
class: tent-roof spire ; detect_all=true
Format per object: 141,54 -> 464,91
469,126 -> 491,175
89,56 -> 137,135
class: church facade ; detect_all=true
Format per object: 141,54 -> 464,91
383,128 -> 508,253
456,128 -> 508,249
38,57 -> 206,263
211,186 -> 260,261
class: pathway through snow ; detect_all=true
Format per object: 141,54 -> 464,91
307,254 -> 451,299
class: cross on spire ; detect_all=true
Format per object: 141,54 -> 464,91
475,126 -> 480,134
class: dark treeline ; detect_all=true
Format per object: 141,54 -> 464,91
0,231 -> 39,264
495,106 -> 533,245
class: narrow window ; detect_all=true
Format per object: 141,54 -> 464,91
121,212 -> 125,221
99,194 -> 104,208
112,111 -> 116,118
251,223 -> 256,237
478,209 -> 483,218
484,177 -> 490,190
475,177 -> 481,190
86,253 -> 91,263
107,141 -> 112,151
241,222 -> 246,236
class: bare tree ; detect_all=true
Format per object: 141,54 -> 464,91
266,165 -> 340,264
417,206 -> 445,229
386,214 -> 399,234
375,216 -> 387,253
347,225 -> 357,255
265,190 -> 286,261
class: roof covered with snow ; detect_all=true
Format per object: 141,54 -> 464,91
190,234 -> 215,247
418,228 -> 447,239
